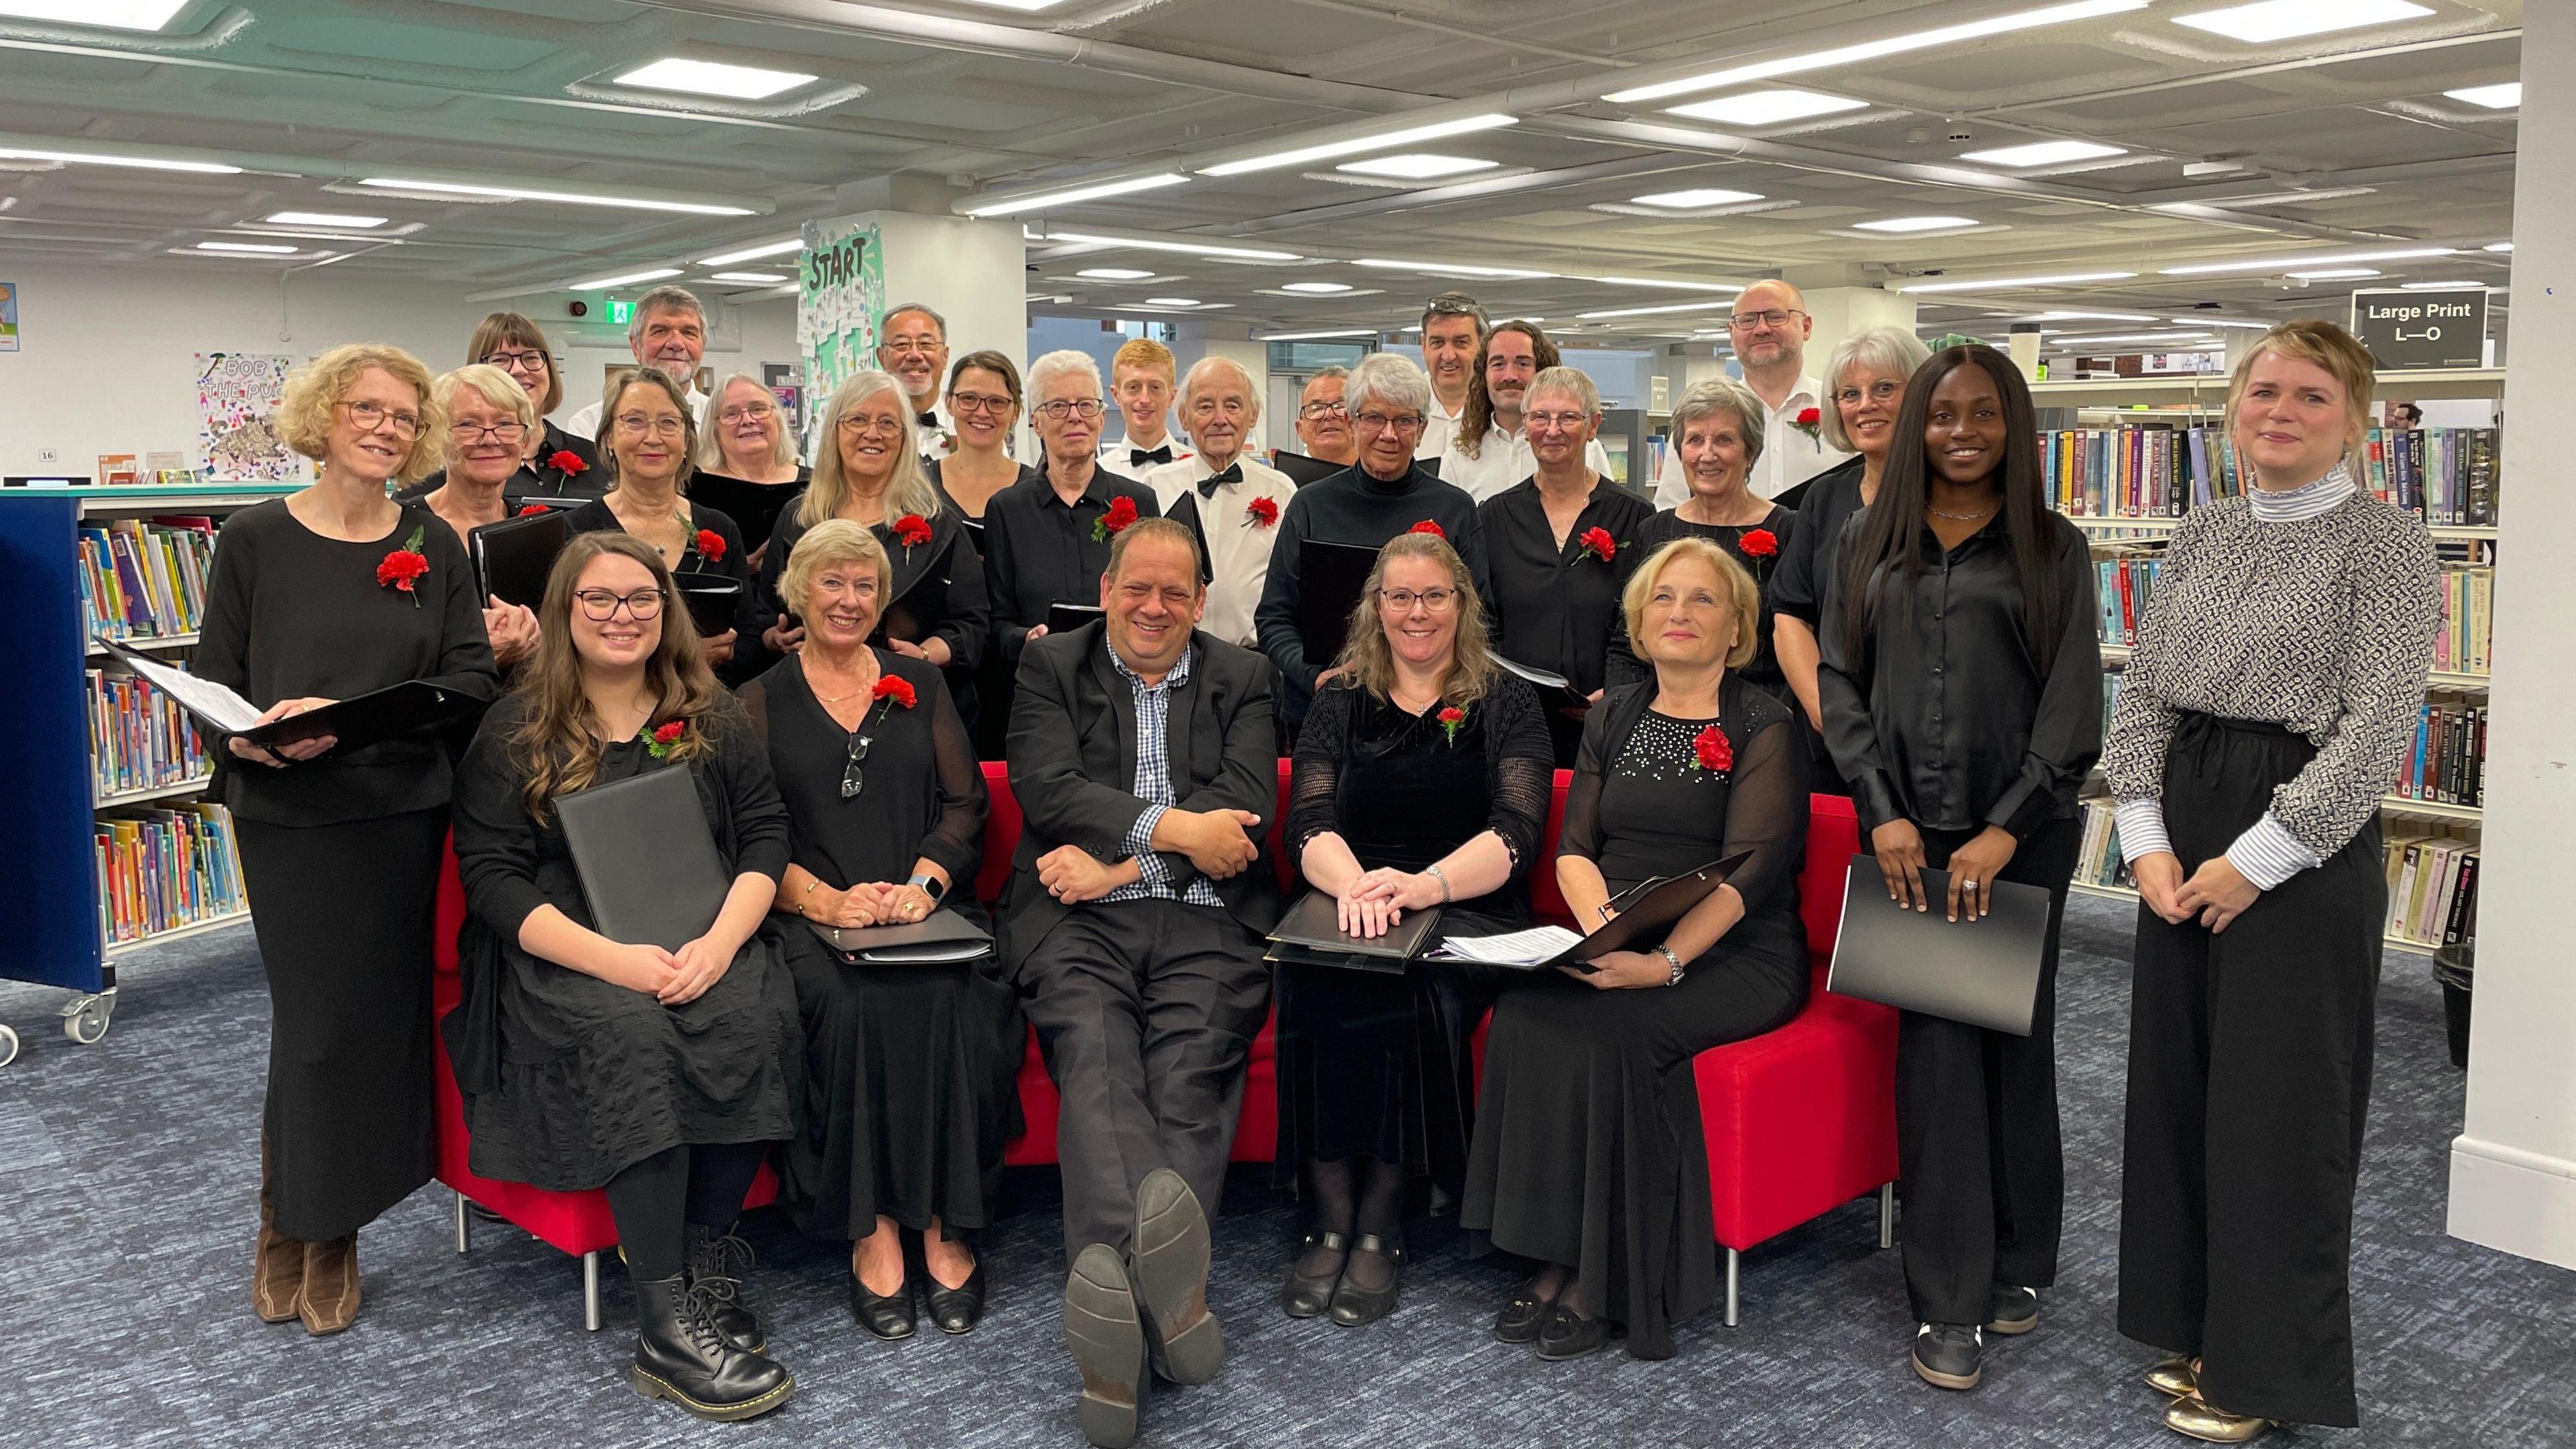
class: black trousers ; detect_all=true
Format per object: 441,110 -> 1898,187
2117,714 -> 2383,1428
1018,898 -> 1273,1261
1895,813 -> 2080,1326
236,808 -> 448,1242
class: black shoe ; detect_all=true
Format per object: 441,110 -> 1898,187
1912,1323 -> 1984,1390
1986,1285 -> 2038,1337
1130,1168 -> 1222,1385
848,1259 -> 918,1341
684,1222 -> 763,1354
924,1258 -> 988,1336
1065,1244 -> 1147,1449
1325,1234 -> 1404,1328
1279,1230 -> 1347,1320
1534,1302 -> 1612,1362
1493,1281 -> 1552,1344
629,1275 -> 795,1422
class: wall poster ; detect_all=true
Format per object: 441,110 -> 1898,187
796,220 -> 883,445
195,352 -> 299,482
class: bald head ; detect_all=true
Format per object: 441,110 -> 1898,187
1726,278 -> 1813,382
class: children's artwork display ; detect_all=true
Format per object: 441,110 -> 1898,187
195,352 -> 299,482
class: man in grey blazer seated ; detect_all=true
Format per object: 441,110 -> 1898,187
1003,516 -> 1282,1449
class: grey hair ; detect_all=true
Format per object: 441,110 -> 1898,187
1669,378 -> 1768,468
625,285 -> 706,346
1818,326 -> 1933,453
1346,352 -> 1432,421
696,372 -> 798,471
1420,290 -> 1489,336
880,301 -> 948,340
1525,365 -> 1599,417
1028,347 -> 1105,400
1179,356 -> 1262,423
432,363 -> 537,434
799,369 -> 945,528
1303,364 -> 1351,386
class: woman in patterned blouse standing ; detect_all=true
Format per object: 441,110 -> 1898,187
2104,320 -> 2438,1444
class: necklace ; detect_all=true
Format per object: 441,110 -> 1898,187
807,657 -> 878,705
1927,502 -> 1997,522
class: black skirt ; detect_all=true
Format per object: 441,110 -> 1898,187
235,808 -> 449,1242
778,907 -> 1026,1240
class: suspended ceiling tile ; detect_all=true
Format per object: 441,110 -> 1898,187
2047,80 -> 2291,121
267,17 -> 566,71
1872,42 -> 2153,91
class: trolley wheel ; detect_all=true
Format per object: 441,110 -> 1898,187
0,1024 -> 19,1067
60,991 -> 114,1046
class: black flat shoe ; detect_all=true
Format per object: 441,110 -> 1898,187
1534,1302 -> 1611,1362
848,1265 -> 918,1341
924,1260 -> 988,1336
1986,1285 -> 2038,1336
1279,1230 -> 1347,1320
1324,1234 -> 1404,1328
1494,1282 -> 1552,1344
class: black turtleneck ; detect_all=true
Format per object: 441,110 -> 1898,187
1252,460 -> 1488,723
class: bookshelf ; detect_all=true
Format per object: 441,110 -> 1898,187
0,482 -> 294,1053
2031,366 -> 2508,407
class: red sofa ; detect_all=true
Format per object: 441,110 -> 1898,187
430,762 -> 1896,1330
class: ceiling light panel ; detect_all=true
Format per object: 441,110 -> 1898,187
264,211 -> 386,228
2288,268 -> 2381,280
1576,299 -> 1748,319
2171,0 -> 2432,44
959,172 -> 1190,217
1198,114 -> 1516,178
1593,276 -> 1746,291
570,266 -> 684,290
1897,270 -> 2138,293
0,0 -> 188,29
2400,280 -> 2487,290
360,178 -> 753,216
709,271 -> 789,283
1853,215 -> 1982,233
1144,297 -> 1200,307
2485,241 -> 2514,252
2171,316 -> 2275,328
1044,230 -> 1302,262
0,146 -> 238,174
194,241 -> 299,254
1957,140 -> 2127,166
1630,188 -> 1765,209
699,236 -> 803,266
2445,83 -> 2521,109
1606,1 -> 2147,105
1255,328 -> 1384,341
1280,281 -> 1354,293
612,58 -> 818,101
1334,154 -> 1499,180
1663,90 -> 1868,127
1076,268 -> 1156,280
1354,258 -> 1554,280
2159,246 -> 2454,276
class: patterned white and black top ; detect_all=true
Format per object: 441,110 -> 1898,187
2102,462 -> 2440,888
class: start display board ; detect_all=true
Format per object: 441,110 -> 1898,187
2351,288 -> 2488,370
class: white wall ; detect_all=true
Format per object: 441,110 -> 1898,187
0,260 -> 797,478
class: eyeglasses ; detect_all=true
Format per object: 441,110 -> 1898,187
574,588 -> 663,621
341,400 -> 423,437
1525,411 -> 1594,431
879,339 -> 944,357
481,349 -> 551,374
1833,380 -> 1904,406
1297,400 -> 1348,420
839,729 -> 875,799
1354,411 -> 1426,434
949,391 -> 1015,415
1728,308 -> 1805,330
614,413 -> 688,436
1379,586 -> 1458,612
718,403 -> 774,425
1033,398 -> 1107,421
449,419 -> 528,443
837,413 -> 903,437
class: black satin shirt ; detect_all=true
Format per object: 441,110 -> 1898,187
1815,510 -> 2102,840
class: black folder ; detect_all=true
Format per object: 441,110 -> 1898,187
467,509 -> 569,608
1048,602 -> 1106,637
808,911 -> 991,963
1825,854 -> 2052,1035
511,494 -> 591,513
1297,539 -> 1379,672
99,641 -> 484,761
672,571 -> 741,638
1265,888 -> 1442,974
1268,449 -> 1344,486
557,765 -> 731,952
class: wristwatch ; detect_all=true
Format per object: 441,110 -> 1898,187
1423,862 -> 1453,903
1655,945 -> 1685,987
907,871 -> 947,903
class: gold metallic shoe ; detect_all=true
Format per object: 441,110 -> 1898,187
2144,1356 -> 2200,1399
2164,1392 -> 2272,1443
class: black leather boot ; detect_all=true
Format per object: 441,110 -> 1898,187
685,1222 -> 764,1354
629,1275 -> 795,1422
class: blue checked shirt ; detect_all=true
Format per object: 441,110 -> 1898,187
1102,639 -> 1224,907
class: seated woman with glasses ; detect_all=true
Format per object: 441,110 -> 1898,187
566,370 -> 749,677
1275,530 -> 1551,1328
1254,352 -> 1487,736
751,371 -> 992,741
980,349 -> 1161,681
466,311 -> 604,498
448,530 -> 801,1421
690,374 -> 809,571
418,363 -> 543,667
739,519 -> 1022,1341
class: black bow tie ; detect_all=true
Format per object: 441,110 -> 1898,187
917,411 -> 939,429
1195,464 -> 1243,498
1129,445 -> 1175,467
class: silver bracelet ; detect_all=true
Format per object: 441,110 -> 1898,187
1424,862 -> 1453,902
1656,945 -> 1685,987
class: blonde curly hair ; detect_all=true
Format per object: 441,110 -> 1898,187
276,343 -> 445,487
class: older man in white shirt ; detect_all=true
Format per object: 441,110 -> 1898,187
876,301 -> 956,458
1144,358 -> 1295,651
1654,279 -> 1851,508
1438,319 -> 1613,502
559,284 -> 710,441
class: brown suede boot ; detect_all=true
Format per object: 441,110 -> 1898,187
253,1140 -> 303,1324
298,1234 -> 361,1336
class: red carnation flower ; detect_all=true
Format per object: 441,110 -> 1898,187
1246,495 -> 1280,529
1693,724 -> 1732,773
376,523 -> 429,606
644,718 -> 687,759
1580,526 -> 1615,564
1436,704 -> 1467,747
1739,527 -> 1779,559
1408,519 -> 1446,539
871,674 -> 918,710
694,528 -> 725,563
1091,494 -> 1140,543
548,449 -> 588,475
892,513 -> 934,549
517,502 -> 550,517
1794,407 -> 1821,427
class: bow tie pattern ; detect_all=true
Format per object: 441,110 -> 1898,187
1195,463 -> 1244,498
1129,445 -> 1175,467
917,411 -> 940,429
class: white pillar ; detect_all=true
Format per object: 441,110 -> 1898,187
1801,286 -> 1917,383
2446,1 -> 2576,1273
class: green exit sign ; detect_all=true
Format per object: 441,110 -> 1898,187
606,299 -> 635,325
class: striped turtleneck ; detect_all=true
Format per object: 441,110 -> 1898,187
2246,460 -> 2358,523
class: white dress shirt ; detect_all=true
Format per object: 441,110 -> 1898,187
1416,394 -> 1470,461
1100,430 -> 1193,476
1142,451 -> 1296,649
1438,424 -> 1616,503
1653,374 -> 1851,508
909,399 -> 954,460
561,384 -> 708,451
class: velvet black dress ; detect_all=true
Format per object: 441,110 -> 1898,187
445,692 -> 803,1192
737,651 -> 1025,1242
1273,674 -> 1553,1196
1462,676 -> 1810,1360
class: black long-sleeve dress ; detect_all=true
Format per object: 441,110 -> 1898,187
193,499 -> 498,1242
1603,505 -> 1798,709
751,502 -> 992,736
1461,675 -> 1809,1360
979,465 -> 1159,671
738,651 -> 1025,1242
444,691 -> 802,1192
1273,674 -> 1552,1196
1479,476 -> 1657,767
932,459 -> 1031,757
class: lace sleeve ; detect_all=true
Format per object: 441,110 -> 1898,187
1556,692 -> 1616,866
1481,676 -> 1554,871
1287,682 -> 1353,857
736,675 -> 771,743
920,672 -> 989,886
1720,706 -> 1810,915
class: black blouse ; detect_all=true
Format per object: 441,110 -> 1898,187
1815,511 -> 2103,841
750,500 -> 989,674
979,464 -> 1160,665
1770,455 -> 1866,629
1604,504 -> 1796,698
738,650 -> 984,892
193,500 -> 498,827
1477,476 -> 1657,696
690,467 -> 810,563
1289,674 -> 1554,922
563,496 -> 754,647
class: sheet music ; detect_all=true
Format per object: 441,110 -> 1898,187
1430,924 -> 1584,967
1495,655 -> 1572,690
101,643 -> 264,733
